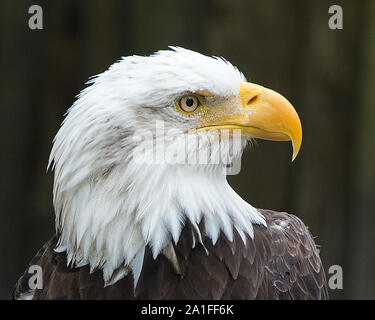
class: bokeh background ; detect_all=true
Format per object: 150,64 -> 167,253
1,0 -> 374,299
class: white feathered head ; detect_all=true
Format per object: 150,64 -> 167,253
49,47 -> 302,286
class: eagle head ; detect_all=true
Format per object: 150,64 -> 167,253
49,47 -> 302,286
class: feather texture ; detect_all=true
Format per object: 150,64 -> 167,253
12,210 -> 328,300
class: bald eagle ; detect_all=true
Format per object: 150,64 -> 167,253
12,47 -> 328,300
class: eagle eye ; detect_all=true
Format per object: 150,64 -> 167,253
177,95 -> 200,114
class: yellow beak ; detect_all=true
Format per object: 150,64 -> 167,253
198,82 -> 302,161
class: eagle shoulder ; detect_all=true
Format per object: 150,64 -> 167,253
11,209 -> 328,300
255,209 -> 329,300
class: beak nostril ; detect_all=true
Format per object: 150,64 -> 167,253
248,95 -> 259,105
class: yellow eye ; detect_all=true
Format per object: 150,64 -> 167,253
177,95 -> 200,114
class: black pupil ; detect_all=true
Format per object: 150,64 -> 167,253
186,97 -> 194,107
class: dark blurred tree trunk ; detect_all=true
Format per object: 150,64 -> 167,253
0,0 -> 52,298
293,0 -> 366,300
350,0 -> 375,299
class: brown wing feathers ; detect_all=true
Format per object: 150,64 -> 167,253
12,209 -> 328,300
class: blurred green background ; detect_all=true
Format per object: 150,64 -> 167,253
1,0 -> 375,299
